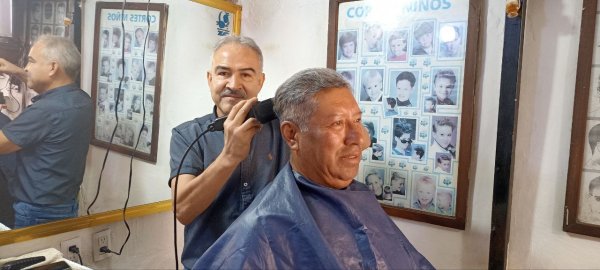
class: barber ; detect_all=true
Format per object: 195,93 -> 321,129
168,35 -> 289,269
0,36 -> 92,228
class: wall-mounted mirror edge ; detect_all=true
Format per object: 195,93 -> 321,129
0,200 -> 171,245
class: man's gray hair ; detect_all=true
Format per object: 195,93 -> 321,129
212,35 -> 263,70
36,35 -> 81,80
274,68 -> 351,131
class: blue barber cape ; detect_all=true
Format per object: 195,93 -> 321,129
193,163 -> 434,270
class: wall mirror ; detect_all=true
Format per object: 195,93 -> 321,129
0,0 -> 241,245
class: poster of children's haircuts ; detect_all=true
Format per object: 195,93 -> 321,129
329,0 -> 480,229
90,2 -> 169,162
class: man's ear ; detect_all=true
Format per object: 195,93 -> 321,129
280,121 -> 299,150
48,61 -> 59,77
258,72 -> 265,88
206,71 -> 212,85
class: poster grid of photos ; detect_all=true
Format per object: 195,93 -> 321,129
578,11 -> 600,225
29,0 -> 69,44
94,8 -> 160,154
336,2 -> 468,217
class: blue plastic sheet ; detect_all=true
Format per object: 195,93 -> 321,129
194,163 -> 434,269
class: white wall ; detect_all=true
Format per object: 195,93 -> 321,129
240,0 -> 330,97
508,0 -> 600,268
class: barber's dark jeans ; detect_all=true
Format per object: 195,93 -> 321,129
13,200 -> 78,229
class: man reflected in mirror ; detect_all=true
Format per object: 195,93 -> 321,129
0,36 -> 92,229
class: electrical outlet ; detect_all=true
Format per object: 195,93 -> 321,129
60,237 -> 82,263
93,229 -> 112,262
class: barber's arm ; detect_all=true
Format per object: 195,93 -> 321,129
0,131 -> 21,154
170,98 -> 262,225
0,58 -> 27,82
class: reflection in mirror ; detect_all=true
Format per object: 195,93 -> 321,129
0,0 -> 242,246
0,0 -> 83,231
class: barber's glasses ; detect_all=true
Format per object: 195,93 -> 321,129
400,138 -> 413,144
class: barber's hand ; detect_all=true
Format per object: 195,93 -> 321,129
0,58 -> 23,76
220,98 -> 262,164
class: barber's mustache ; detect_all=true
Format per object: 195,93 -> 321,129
220,88 -> 246,99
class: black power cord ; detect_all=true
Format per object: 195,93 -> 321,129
105,0 -> 153,257
86,0 -> 129,216
87,0 -> 151,258
68,245 -> 84,265
172,119 -> 227,270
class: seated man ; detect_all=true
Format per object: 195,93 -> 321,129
194,68 -> 433,269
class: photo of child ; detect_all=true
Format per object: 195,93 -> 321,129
435,153 -> 452,174
392,118 -> 416,157
429,116 -> 458,159
432,69 -> 458,106
338,70 -> 356,93
362,118 -> 378,147
338,31 -> 358,61
583,121 -> 600,170
412,174 -> 437,212
371,143 -> 384,161
384,97 -> 399,117
360,69 -> 384,102
383,186 -> 393,201
387,30 -> 408,61
412,21 -> 434,56
391,70 -> 418,108
363,23 -> 383,53
410,144 -> 426,163
364,168 -> 385,200
423,96 -> 437,113
390,171 -> 406,196
578,172 -> 600,225
436,188 -> 454,216
438,23 -> 465,59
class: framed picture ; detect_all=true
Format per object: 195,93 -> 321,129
328,0 -> 481,229
564,0 -> 600,237
28,0 -> 70,45
90,2 -> 168,163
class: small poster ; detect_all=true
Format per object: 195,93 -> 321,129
90,2 -> 168,162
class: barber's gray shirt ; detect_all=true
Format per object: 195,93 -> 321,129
2,84 -> 92,205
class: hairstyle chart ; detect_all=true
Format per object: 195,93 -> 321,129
336,1 -> 469,218
28,0 -> 69,45
93,7 -> 162,156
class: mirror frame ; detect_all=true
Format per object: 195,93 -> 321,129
0,0 -> 241,246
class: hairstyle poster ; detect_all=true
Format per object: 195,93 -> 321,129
91,3 -> 168,162
335,0 -> 470,219
28,0 -> 69,45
